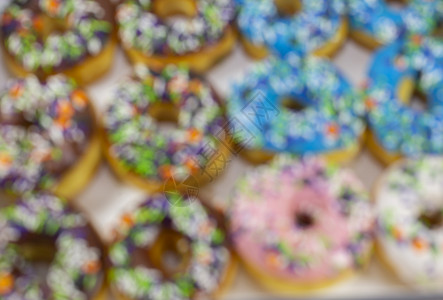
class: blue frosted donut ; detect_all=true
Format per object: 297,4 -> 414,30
227,55 -> 365,156
365,36 -> 443,158
349,0 -> 439,47
236,0 -> 347,57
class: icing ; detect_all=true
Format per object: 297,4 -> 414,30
349,0 -> 439,45
227,55 -> 365,154
229,156 -> 374,281
103,65 -> 225,182
116,0 -> 235,55
236,0 -> 345,55
0,0 -> 112,71
0,193 -> 103,300
108,194 -> 230,300
375,157 -> 443,289
0,75 -> 94,194
365,36 -> 443,155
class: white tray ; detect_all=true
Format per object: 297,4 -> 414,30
0,32 -> 438,299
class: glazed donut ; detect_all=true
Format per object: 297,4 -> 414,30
349,0 -> 439,50
107,194 -> 236,300
365,36 -> 443,165
103,65 -> 231,192
0,75 -> 101,198
0,193 -> 106,299
374,156 -> 443,289
236,0 -> 348,59
227,55 -> 365,165
0,0 -> 116,85
116,0 -> 236,73
229,156 -> 374,294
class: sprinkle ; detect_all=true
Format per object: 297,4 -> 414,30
71,90 -> 88,108
412,237 -> 427,252
365,97 -> 377,110
82,260 -> 101,274
0,273 -> 13,295
326,123 -> 340,136
8,83 -> 23,99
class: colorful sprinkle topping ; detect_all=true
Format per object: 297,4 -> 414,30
1,0 -> 112,71
366,36 -> 443,155
108,194 -> 230,300
375,157 -> 443,288
0,75 -> 94,194
349,0 -> 439,45
103,64 -> 225,182
229,155 -> 374,281
236,0 -> 345,55
228,55 -> 365,154
116,0 -> 235,55
0,193 -> 104,299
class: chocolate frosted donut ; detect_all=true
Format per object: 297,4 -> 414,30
0,193 -> 106,299
0,75 -> 101,198
0,0 -> 116,84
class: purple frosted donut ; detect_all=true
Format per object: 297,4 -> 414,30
103,65 -> 229,192
107,193 -> 234,300
0,193 -> 105,299
0,0 -> 114,81
114,0 -> 236,73
116,0 -> 235,56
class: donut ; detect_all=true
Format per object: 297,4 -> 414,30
227,55 -> 365,165
107,193 -> 236,300
236,0 -> 348,59
349,0 -> 439,50
103,65 -> 231,193
374,156 -> 443,289
115,0 -> 236,73
229,156 -> 374,294
0,75 -> 101,198
365,35 -> 443,165
0,0 -> 116,85
0,193 -> 106,299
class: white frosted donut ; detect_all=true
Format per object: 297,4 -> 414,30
375,156 -> 443,289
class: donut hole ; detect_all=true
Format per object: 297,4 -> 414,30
295,212 -> 315,229
408,89 -> 428,112
16,235 -> 57,279
146,228 -> 191,279
397,78 -> 428,112
419,210 -> 443,230
432,23 -> 443,39
385,0 -> 408,11
281,97 -> 306,112
152,0 -> 197,21
148,102 -> 180,130
274,0 -> 302,17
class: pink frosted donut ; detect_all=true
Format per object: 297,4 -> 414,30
229,156 -> 374,293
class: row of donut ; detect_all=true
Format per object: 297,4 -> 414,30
1,0 -> 442,82
0,192 -> 235,299
1,33 -> 442,198
1,154 -> 442,299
